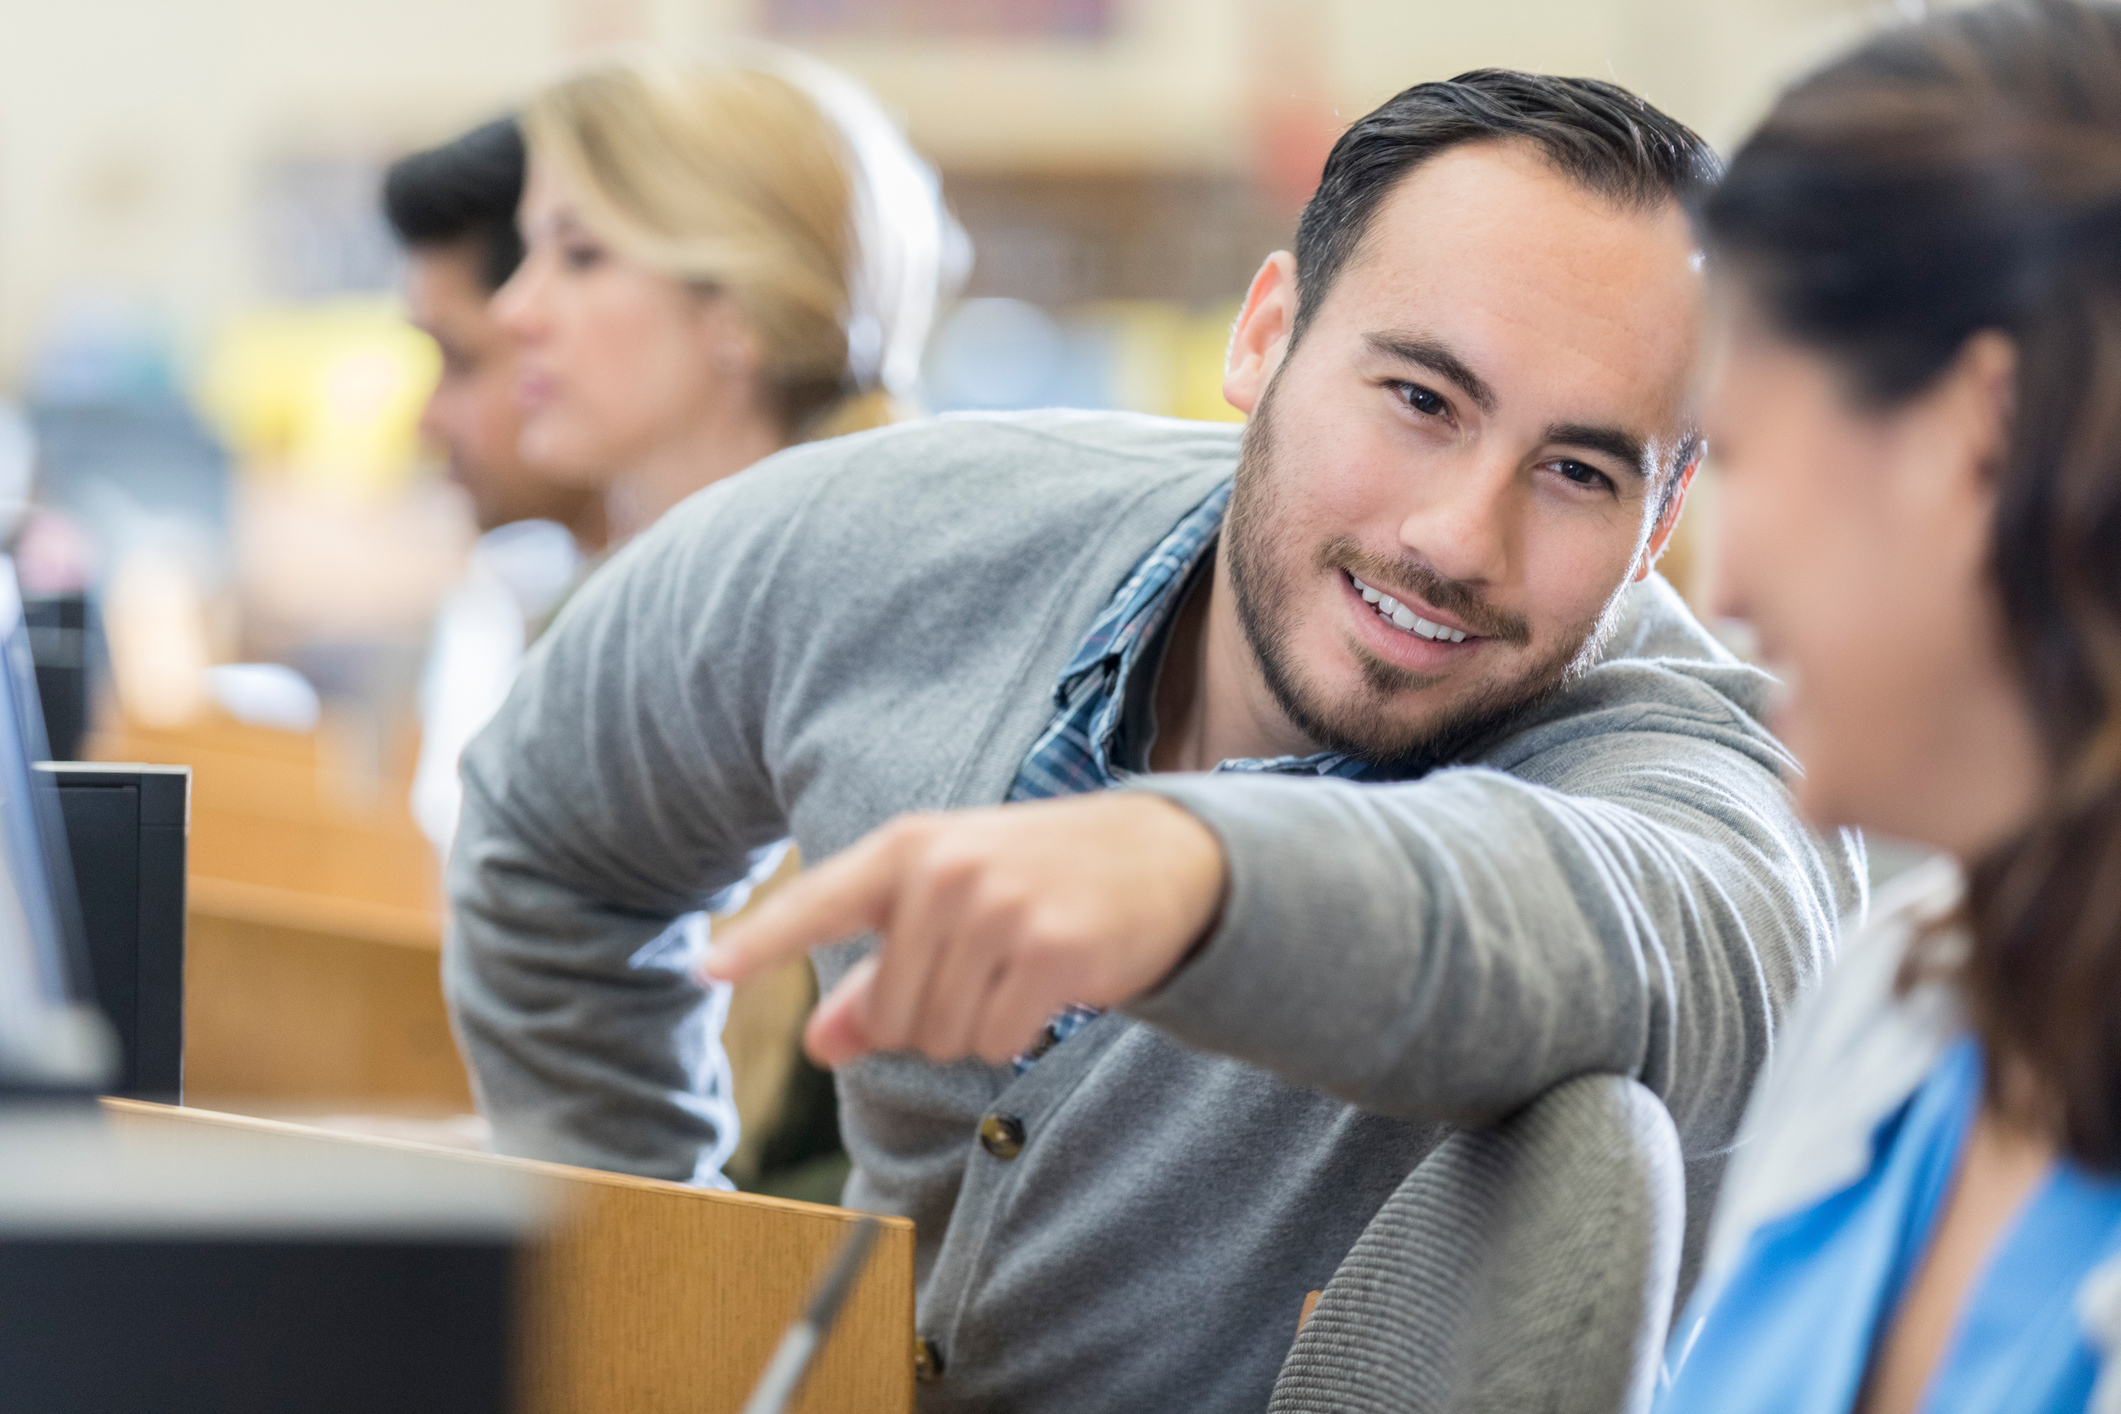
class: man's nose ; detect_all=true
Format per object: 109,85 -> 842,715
1395,455 -> 1518,587
490,261 -> 545,340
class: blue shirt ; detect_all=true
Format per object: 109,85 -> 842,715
1005,479 -> 1387,1071
1658,1038 -> 2121,1414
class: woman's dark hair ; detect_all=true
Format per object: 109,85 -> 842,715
382,117 -> 526,295
1702,0 -> 2121,1167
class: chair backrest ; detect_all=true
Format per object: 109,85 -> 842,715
1269,1073 -> 1684,1414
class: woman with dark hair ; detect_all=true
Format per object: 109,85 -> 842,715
1660,1 -> 2121,1410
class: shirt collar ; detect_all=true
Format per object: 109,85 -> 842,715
1054,480 -> 1231,704
1054,479 -> 1388,784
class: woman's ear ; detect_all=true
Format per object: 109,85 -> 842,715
1925,329 -> 2018,512
1955,329 -> 2019,483
1223,252 -> 1299,416
1889,329 -> 2019,583
691,289 -> 764,382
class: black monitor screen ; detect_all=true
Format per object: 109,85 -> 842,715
0,558 -> 108,1089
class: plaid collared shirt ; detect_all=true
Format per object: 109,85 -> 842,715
1005,478 -> 1386,1072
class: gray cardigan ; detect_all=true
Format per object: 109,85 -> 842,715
445,410 -> 1863,1413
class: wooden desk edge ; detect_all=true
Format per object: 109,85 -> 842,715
186,875 -> 445,952
99,1098 -> 905,1229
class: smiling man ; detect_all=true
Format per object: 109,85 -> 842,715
447,71 -> 1862,1412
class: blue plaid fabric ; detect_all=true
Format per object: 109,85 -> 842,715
1005,479 -> 1386,1072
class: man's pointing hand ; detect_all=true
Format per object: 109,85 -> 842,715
699,793 -> 1228,1068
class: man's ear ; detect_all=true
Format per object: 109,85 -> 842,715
1633,455 -> 1700,583
1223,252 -> 1299,417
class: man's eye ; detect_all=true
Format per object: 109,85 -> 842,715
1394,382 -> 1447,417
1554,460 -> 1617,493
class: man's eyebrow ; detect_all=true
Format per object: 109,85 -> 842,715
1365,332 -> 1657,480
1363,333 -> 1497,416
1545,422 -> 1651,479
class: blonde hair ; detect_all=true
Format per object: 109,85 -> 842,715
522,45 -> 957,441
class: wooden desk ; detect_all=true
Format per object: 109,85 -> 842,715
89,716 -> 819,1167
102,1099 -> 917,1414
90,712 -> 464,1112
89,714 -> 441,912
181,875 -> 467,1110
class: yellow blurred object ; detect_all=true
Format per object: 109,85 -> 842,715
1077,299 -> 1246,423
1084,300 -> 1184,415
1173,301 -> 1246,424
198,298 -> 441,496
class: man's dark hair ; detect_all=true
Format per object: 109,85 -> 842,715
1292,70 -> 1721,342
382,117 -> 527,294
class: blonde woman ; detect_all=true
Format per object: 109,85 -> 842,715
478,47 -> 954,1189
495,45 -> 956,542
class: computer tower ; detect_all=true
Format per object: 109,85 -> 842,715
37,764 -> 188,1101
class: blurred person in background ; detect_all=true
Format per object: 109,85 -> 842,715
385,117 -> 610,858
1658,2 -> 2121,1409
493,44 -> 955,545
458,45 -> 955,1192
449,69 -> 1862,1409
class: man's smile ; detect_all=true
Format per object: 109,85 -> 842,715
1338,569 -> 1483,675
1349,572 -> 1470,642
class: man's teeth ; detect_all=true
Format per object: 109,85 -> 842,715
1350,575 -> 1467,643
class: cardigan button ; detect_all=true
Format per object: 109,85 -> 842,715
915,1337 -> 945,1383
978,1112 -> 1026,1160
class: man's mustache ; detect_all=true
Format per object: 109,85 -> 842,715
1317,535 -> 1533,646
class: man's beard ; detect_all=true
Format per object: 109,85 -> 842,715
1223,374 -> 1627,776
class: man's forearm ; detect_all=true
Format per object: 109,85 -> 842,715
1125,761 -> 1843,1149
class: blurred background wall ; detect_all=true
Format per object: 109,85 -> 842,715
0,0 -> 1896,759
0,0 -> 1882,389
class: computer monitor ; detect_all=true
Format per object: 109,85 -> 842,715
0,557 -> 112,1095
23,589 -> 98,762
0,1101 -> 534,1412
